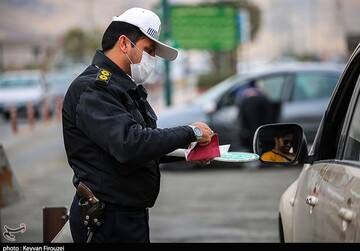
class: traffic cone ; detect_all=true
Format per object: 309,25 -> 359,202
55,96 -> 63,122
10,104 -> 18,134
27,101 -> 35,130
42,98 -> 50,123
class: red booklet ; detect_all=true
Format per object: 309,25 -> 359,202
185,134 -> 221,161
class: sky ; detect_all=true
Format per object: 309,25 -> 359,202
0,0 -> 160,39
1,0 -> 360,65
0,0 -> 209,39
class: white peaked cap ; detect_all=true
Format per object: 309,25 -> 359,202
113,7 -> 178,61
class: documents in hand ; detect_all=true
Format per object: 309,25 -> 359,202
184,133 -> 221,161
167,134 -> 230,161
167,138 -> 259,163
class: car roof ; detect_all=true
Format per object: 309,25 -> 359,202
242,62 -> 345,77
0,70 -> 45,79
196,62 -> 344,106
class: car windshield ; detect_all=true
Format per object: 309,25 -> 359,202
195,73 -> 248,105
0,78 -> 39,89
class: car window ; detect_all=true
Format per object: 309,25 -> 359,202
315,61 -> 359,161
256,75 -> 286,102
196,74 -> 246,105
292,73 -> 338,101
343,80 -> 360,161
217,74 -> 287,108
217,84 -> 245,108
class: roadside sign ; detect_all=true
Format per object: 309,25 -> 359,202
169,4 -> 238,50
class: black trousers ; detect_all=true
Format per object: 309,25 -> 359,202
240,95 -> 273,150
69,194 -> 150,243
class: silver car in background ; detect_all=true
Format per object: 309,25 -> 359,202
157,62 -> 343,152
158,62 -> 344,151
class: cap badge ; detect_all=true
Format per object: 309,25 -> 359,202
147,28 -> 158,40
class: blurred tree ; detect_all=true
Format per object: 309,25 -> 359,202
294,52 -> 321,62
84,29 -> 102,59
62,28 -> 102,64
63,28 -> 86,63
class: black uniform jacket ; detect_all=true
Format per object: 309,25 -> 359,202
62,50 -> 195,208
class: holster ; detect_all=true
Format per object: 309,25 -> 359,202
76,182 -> 105,231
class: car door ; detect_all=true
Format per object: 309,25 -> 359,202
293,161 -> 359,242
311,76 -> 360,242
280,71 -> 340,144
209,73 -> 287,150
255,73 -> 289,123
291,162 -> 322,241
345,103 -> 360,242
292,47 -> 360,242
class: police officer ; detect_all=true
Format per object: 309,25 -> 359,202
62,7 -> 214,243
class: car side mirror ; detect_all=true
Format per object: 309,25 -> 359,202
253,123 -> 308,165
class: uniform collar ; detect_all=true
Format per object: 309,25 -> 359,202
92,50 -> 136,92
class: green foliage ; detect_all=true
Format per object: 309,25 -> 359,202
294,53 -> 321,62
197,71 -> 234,89
63,28 -> 86,62
62,28 -> 102,63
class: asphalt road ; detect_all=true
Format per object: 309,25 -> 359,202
0,118 -> 302,243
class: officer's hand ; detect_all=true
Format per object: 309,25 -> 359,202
190,122 -> 214,146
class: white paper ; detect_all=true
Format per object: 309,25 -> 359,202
166,148 -> 186,158
167,144 -> 230,158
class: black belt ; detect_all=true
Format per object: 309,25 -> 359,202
75,193 -> 146,212
105,203 -> 147,212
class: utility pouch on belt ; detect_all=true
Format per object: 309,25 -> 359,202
76,182 -> 105,242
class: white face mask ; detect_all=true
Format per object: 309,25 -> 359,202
126,39 -> 157,84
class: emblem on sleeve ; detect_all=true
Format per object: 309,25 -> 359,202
96,69 -> 111,84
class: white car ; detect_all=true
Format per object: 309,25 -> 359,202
0,70 -> 56,120
254,42 -> 360,242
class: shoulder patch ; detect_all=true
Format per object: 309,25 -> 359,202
95,68 -> 111,84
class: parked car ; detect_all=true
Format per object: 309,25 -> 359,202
254,42 -> 360,242
0,70 -> 56,120
46,66 -> 85,98
47,70 -> 78,99
157,62 -> 343,152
